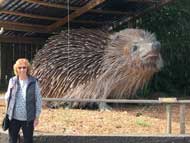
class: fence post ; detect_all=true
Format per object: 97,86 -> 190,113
179,104 -> 185,134
166,104 -> 172,134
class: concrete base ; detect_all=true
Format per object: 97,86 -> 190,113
1,129 -> 190,143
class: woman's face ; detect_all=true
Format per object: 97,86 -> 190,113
17,63 -> 28,77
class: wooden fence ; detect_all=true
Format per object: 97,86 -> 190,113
0,42 -> 43,88
0,97 -> 189,134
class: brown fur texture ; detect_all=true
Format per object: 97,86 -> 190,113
31,28 -> 163,108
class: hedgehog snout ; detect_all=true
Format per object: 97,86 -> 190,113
152,41 -> 161,52
139,43 -> 154,58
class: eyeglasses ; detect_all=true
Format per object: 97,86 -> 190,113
18,67 -> 27,70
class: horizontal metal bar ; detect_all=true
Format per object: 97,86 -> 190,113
42,98 -> 161,103
0,96 -> 190,104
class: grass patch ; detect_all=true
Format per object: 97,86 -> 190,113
136,118 -> 151,127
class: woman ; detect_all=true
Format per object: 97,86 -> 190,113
5,58 -> 42,143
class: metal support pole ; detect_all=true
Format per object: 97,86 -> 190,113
179,104 -> 185,134
166,104 -> 172,134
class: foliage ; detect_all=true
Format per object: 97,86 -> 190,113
136,0 -> 190,96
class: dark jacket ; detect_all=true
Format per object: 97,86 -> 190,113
6,76 -> 37,121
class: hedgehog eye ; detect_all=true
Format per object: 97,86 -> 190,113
132,45 -> 139,52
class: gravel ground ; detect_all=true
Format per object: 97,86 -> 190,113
0,102 -> 189,135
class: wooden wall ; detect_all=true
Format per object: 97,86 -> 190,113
0,42 -> 43,89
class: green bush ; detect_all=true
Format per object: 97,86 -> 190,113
136,0 -> 190,96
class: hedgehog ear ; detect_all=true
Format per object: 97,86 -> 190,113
123,46 -> 129,55
110,34 -> 120,41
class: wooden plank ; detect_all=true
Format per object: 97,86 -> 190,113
159,98 -> 177,103
0,21 -> 49,33
22,0 -> 131,15
166,104 -> 172,134
127,0 -> 158,2
1,43 -> 8,84
72,20 -> 106,25
0,10 -> 106,25
0,10 -> 60,21
47,0 -> 106,32
6,44 -> 13,79
0,35 -> 46,44
22,0 -> 72,9
91,9 -> 133,15
180,104 -> 186,134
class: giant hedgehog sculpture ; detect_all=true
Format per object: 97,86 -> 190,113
31,28 -> 163,108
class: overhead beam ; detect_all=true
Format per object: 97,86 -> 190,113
47,0 -> 106,32
0,10 -> 106,25
92,9 -> 133,15
0,35 -> 46,44
126,0 -> 159,3
72,20 -> 107,25
22,0 -> 72,9
0,21 -> 49,33
0,10 -> 60,21
21,0 -> 131,15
